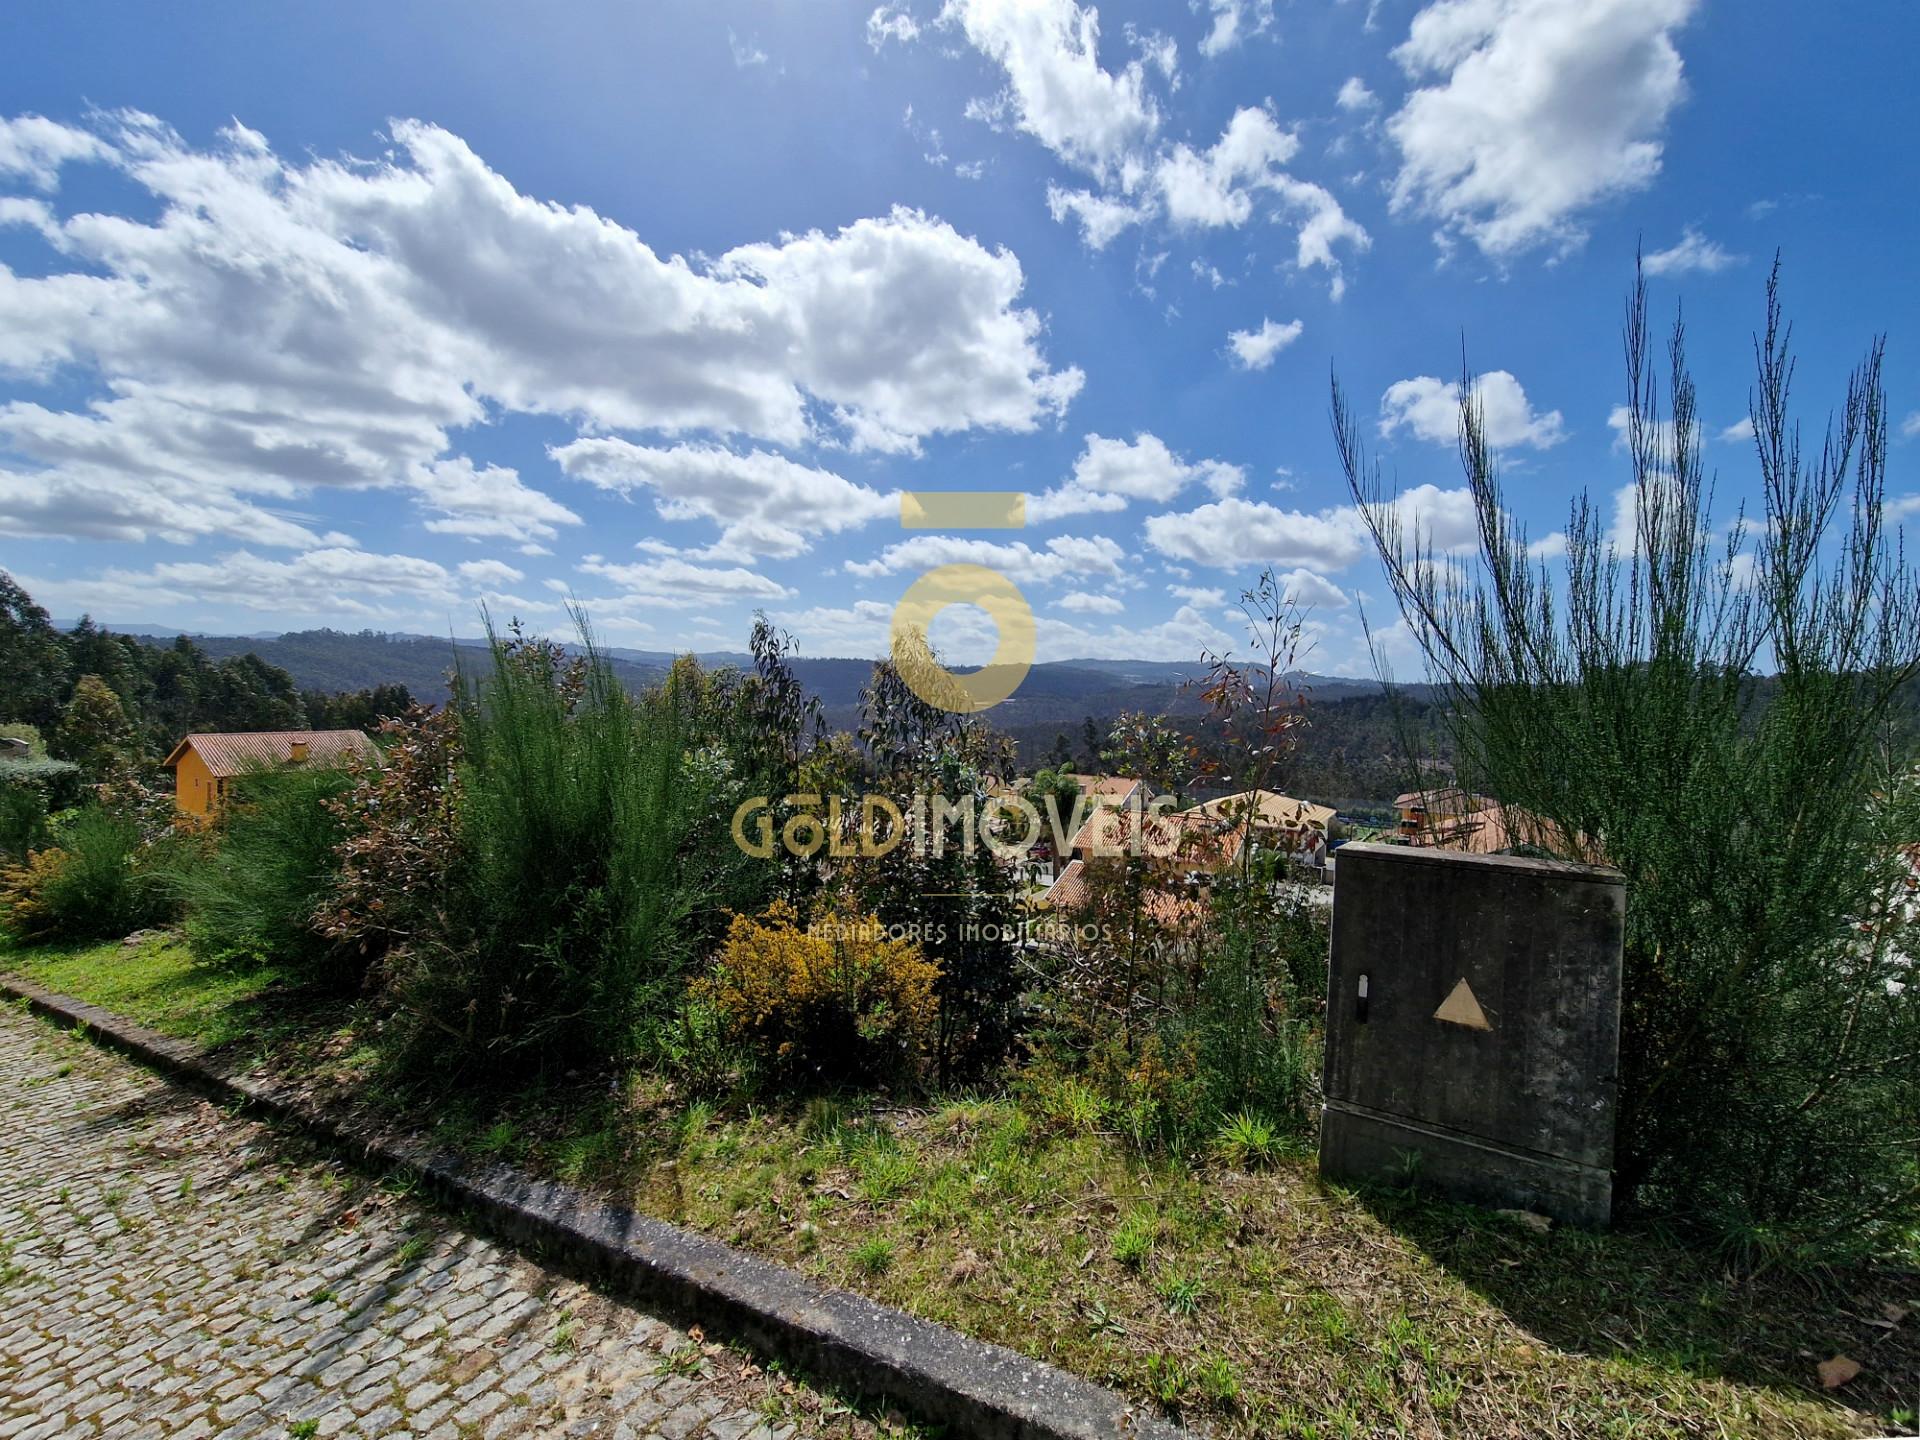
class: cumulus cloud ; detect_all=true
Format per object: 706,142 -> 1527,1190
1058,590 -> 1126,613
551,439 -> 893,560
0,112 -> 1080,553
1156,106 -> 1298,227
846,533 -> 1127,584
1387,0 -> 1700,258
578,556 -> 793,606
1168,583 -> 1225,606
1196,0 -> 1274,59
1902,412 -> 1920,440
1369,482 -> 1482,552
412,457 -> 583,542
1379,371 -> 1565,449
939,0 -> 1162,180
1719,416 -> 1755,443
933,4 -> 1367,291
1028,431 -> 1242,521
1045,183 -> 1149,249
1143,496 -> 1372,570
21,547 -> 465,622
1336,77 -> 1379,111
457,558 -> 527,587
1276,567 -> 1348,608
1226,316 -> 1303,370
1031,602 -> 1238,661
1643,225 -> 1741,276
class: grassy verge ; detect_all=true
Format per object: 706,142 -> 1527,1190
6,934 -> 1916,1439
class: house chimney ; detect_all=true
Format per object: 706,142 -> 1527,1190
290,738 -> 309,763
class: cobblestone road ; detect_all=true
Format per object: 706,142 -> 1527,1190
0,1004 -> 881,1440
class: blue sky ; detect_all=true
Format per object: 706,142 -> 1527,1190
2,0 -> 1916,675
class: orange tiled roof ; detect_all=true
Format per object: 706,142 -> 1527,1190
1186,789 -> 1335,833
163,730 -> 378,779
1067,806 -> 1244,869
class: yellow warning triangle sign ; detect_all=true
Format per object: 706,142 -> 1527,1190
1434,978 -> 1492,1030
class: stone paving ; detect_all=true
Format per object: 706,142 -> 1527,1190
0,1004 -> 882,1440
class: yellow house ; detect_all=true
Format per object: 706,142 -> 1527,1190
163,730 -> 379,817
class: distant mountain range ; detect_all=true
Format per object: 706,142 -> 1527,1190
90,623 -> 1387,718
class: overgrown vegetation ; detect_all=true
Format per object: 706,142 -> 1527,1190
1335,263 -> 1920,1256
4,253 -> 1918,1433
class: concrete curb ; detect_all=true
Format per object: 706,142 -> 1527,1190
2,975 -> 1190,1440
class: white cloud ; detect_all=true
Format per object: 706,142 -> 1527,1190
1197,0 -> 1274,58
1605,402 -> 1678,455
1386,0 -> 1700,257
775,600 -> 897,656
1058,590 -> 1126,614
1143,496 -> 1372,570
1028,431 -> 1242,521
846,533 -> 1126,584
1370,482 -> 1481,551
867,5 -> 923,50
1899,412 -> 1920,440
457,558 -> 527,587
1156,106 -> 1298,228
1191,259 -> 1229,288
551,439 -> 893,560
1276,567 -> 1348,608
1527,530 -> 1568,559
934,8 -> 1366,292
1336,77 -> 1379,111
1226,316 -> 1303,370
1719,416 -> 1755,443
1033,603 -> 1239,661
0,114 -> 110,190
0,112 -> 1080,552
938,0 -> 1162,180
1379,371 -> 1566,449
1643,225 -> 1741,276
1168,583 -> 1225,606
729,29 -> 770,67
578,556 -> 793,606
24,547 -> 464,622
412,457 -> 582,542
1045,183 -> 1148,249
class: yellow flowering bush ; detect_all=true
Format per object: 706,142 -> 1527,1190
697,900 -> 940,1085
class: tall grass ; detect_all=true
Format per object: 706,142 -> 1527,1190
173,765 -> 354,977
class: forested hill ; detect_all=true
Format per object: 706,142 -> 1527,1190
156,628 -> 670,702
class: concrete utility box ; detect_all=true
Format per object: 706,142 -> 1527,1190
1319,842 -> 1625,1227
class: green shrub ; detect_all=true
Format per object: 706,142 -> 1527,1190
695,899 -> 941,1088
374,621 -> 753,1081
172,766 -> 354,977
0,807 -> 175,942
0,781 -> 51,862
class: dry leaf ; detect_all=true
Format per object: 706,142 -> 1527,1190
1817,1355 -> 1861,1389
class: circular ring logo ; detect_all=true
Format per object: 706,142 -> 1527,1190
889,562 -> 1035,713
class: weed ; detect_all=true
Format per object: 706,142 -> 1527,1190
1212,1110 -> 1282,1170
1155,1268 -> 1204,1317
852,1235 -> 895,1275
656,1342 -> 703,1378
1111,1210 -> 1155,1269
